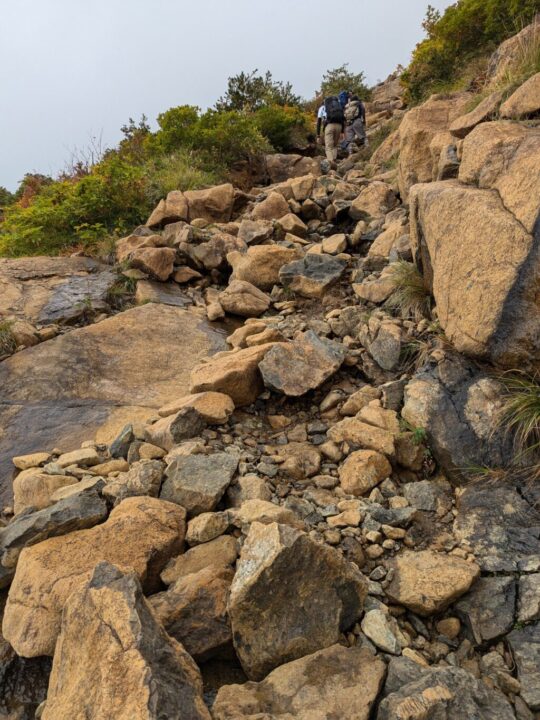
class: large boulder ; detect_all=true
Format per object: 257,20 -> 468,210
410,179 -> 539,369
41,562 -> 210,720
385,550 -> 480,616
2,496 -> 186,657
0,304 -> 227,507
129,247 -> 176,281
397,92 -> 472,200
349,182 -> 398,220
252,192 -> 290,221
149,564 -> 233,661
449,90 -> 504,138
212,645 -> 385,720
228,522 -> 367,680
218,280 -> 271,317
279,254 -> 347,298
161,452 -> 238,515
0,256 -> 116,326
259,331 -> 346,397
184,183 -> 235,223
265,154 -> 321,183
402,353 -> 512,474
146,190 -> 189,227
190,343 -> 278,406
487,19 -> 540,85
378,660 -> 515,719
228,245 -> 302,290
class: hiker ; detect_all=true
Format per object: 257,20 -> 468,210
343,94 -> 367,155
317,96 -> 345,163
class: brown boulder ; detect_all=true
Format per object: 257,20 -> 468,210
350,181 -> 398,220
219,280 -> 271,317
385,550 -> 480,616
129,246 -> 176,282
212,645 -> 385,720
449,91 -> 504,138
190,343 -> 278,406
252,192 -> 290,221
158,391 -> 234,424
149,564 -> 233,661
184,183 -> 235,223
228,245 -> 302,290
328,417 -> 396,456
265,154 -> 321,183
228,521 -> 367,680
42,562 -> 210,720
161,535 -> 238,585
2,496 -> 186,657
13,473 -> 78,515
339,449 -> 392,496
146,190 -> 189,228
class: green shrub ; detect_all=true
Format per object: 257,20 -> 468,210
253,105 -> 311,151
216,70 -> 301,112
0,320 -> 17,356
318,64 -> 372,101
403,0 -> 540,103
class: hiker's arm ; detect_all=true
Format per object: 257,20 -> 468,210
317,117 -> 322,137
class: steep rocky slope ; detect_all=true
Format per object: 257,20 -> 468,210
0,25 -> 539,720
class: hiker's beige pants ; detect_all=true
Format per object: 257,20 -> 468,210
324,123 -> 342,162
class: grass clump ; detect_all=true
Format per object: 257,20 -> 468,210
0,320 -> 17,356
385,261 -> 432,321
497,372 -> 540,457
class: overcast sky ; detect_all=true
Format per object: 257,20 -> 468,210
0,0 -> 451,190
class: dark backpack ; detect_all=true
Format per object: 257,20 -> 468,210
324,96 -> 344,124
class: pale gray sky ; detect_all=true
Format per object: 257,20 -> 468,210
0,0 -> 451,190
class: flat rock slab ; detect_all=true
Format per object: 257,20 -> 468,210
212,645 -> 385,720
279,254 -> 347,298
0,256 -> 116,325
135,281 -> 190,307
0,304 -> 226,505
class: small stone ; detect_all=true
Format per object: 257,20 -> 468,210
436,617 -> 461,640
161,535 -> 238,585
339,450 -> 392,496
186,512 -> 230,546
361,609 -> 401,655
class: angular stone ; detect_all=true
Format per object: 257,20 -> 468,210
252,192 -> 290,221
454,480 -> 540,570
518,573 -> 540,623
116,234 -> 158,262
184,183 -> 235,223
161,535 -> 238,585
339,449 -> 392,496
219,280 -> 271,318
56,447 -> 100,468
385,550 -> 480,616
187,232 -> 246,272
237,219 -> 273,245
402,354 -> 513,475
12,452 -> 51,471
265,153 -> 321,184
359,316 -> 402,371
90,458 -> 129,475
230,500 -> 304,531
144,407 -> 206,451
0,491 -> 108,587
500,72 -> 540,119
161,452 -> 238,516
350,181 -> 398,219
508,623 -> 540,711
456,576 -> 516,645
102,459 -> 164,505
41,562 -> 210,720
190,343 -> 277,406
259,331 -> 345,397
279,254 -> 346,298
228,522 -> 367,679
135,280 -> 189,307
186,511 -> 230,545
2,496 -> 186,657
276,213 -> 307,238
149,564 -> 233,662
13,473 -> 78,516
129,247 -> 176,282
226,474 -> 271,507
361,609 -> 401,654
228,245 -> 302,290
379,662 -> 515,719
449,91 -> 504,138
322,234 -> 347,254
212,645 -> 385,720
146,190 -> 189,227
328,418 -> 396,456
158,391 -> 234,424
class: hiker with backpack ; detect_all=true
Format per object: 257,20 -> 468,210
316,96 -> 345,164
343,94 -> 367,155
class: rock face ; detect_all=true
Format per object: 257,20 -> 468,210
0,256 -> 116,326
161,452 -> 238,516
149,564 -> 233,661
279,254 -> 347,298
259,331 -> 345,397
402,353 -> 513,474
2,496 -> 186,657
410,179 -> 539,369
228,522 -> 367,680
0,304 -> 227,504
385,550 -> 480,616
212,645 -> 385,720
41,562 -> 211,720
190,343 -> 277,406
379,660 -> 515,719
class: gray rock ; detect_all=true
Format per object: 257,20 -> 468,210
518,573 -> 540,623
455,576 -> 516,645
402,353 -> 513,475
0,491 -> 108,588
259,331 -> 345,397
361,609 -> 401,654
102,460 -> 164,505
454,480 -> 540,570
402,479 -> 450,512
367,504 -> 417,528
110,424 -> 134,459
378,663 -> 515,719
135,280 -> 189,307
279,254 -> 347,298
144,407 -> 206,451
508,623 -> 540,711
161,453 -> 238,516
0,640 -> 51,719
237,219 -> 273,245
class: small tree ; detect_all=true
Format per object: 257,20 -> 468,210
216,70 -> 301,112
318,64 -> 372,101
0,186 -> 14,208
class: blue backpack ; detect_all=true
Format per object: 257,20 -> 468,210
339,91 -> 349,108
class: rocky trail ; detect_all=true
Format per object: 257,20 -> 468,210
1,24 -> 540,720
